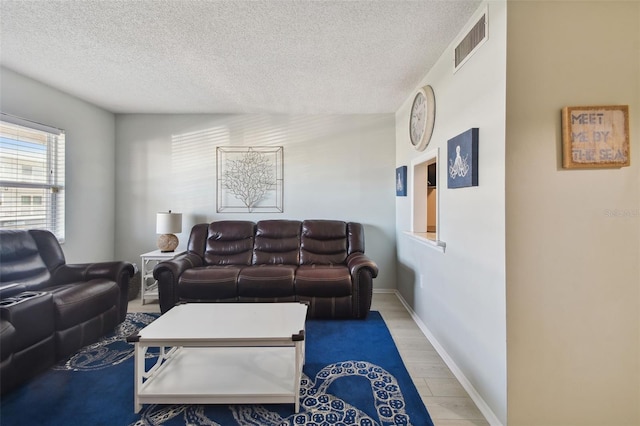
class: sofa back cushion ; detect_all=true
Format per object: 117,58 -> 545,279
204,221 -> 255,265
253,220 -> 301,265
347,222 -> 365,255
300,220 -> 349,265
0,230 -> 54,293
187,219 -> 366,267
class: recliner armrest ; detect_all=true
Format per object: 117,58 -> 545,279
346,252 -> 377,319
0,284 -> 27,299
153,252 -> 203,279
51,261 -> 134,322
153,252 -> 203,313
51,262 -> 134,285
346,253 -> 379,278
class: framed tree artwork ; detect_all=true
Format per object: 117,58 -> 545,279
216,146 -> 283,213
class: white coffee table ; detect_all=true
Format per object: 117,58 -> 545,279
128,302 -> 308,413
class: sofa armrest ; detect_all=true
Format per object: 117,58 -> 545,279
153,252 -> 203,314
0,284 -> 27,299
346,253 -> 378,319
347,253 -> 379,278
52,261 -> 134,285
51,261 -> 135,322
51,261 -> 134,322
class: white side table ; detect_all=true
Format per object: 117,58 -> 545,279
140,250 -> 184,305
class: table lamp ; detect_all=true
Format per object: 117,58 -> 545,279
156,211 -> 182,252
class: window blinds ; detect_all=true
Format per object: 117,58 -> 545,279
0,113 -> 65,241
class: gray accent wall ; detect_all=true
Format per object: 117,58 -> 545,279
0,67 -> 397,288
114,113 -> 397,289
0,66 -> 117,263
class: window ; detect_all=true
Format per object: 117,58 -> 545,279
409,148 -> 445,251
426,162 -> 437,233
0,113 -> 65,241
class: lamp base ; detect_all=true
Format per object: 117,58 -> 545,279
157,234 -> 179,252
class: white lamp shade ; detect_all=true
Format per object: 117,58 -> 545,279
156,212 -> 182,234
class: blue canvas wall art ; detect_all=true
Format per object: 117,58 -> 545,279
447,128 -> 479,188
396,166 -> 407,196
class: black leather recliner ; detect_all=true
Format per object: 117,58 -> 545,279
0,229 -> 134,395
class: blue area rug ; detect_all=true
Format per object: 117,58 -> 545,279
0,311 -> 433,425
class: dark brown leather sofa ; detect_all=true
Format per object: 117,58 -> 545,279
154,219 -> 378,318
0,229 -> 134,395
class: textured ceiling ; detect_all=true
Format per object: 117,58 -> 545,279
0,0 -> 480,114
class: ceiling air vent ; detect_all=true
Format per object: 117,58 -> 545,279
454,10 -> 488,72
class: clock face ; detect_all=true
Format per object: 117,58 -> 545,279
409,85 -> 436,151
410,92 -> 427,147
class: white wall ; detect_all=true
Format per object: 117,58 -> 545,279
395,2 -> 507,424
0,66 -> 396,286
114,113 -> 397,289
505,2 -> 640,425
0,67 -> 117,263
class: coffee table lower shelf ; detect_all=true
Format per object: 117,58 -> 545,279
135,346 -> 300,413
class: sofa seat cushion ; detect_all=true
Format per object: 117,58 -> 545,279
49,280 -> 119,330
238,265 -> 296,298
295,265 -> 352,297
178,266 -> 240,301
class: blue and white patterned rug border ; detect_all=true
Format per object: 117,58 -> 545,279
12,312 -> 427,426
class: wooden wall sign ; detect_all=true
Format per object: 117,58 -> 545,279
562,105 -> 630,169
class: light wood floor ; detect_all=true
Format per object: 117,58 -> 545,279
371,292 -> 489,426
128,292 -> 490,426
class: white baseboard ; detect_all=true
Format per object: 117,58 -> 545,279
372,288 -> 397,293
374,288 -> 504,426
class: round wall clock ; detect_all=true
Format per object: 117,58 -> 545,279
409,85 -> 436,151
